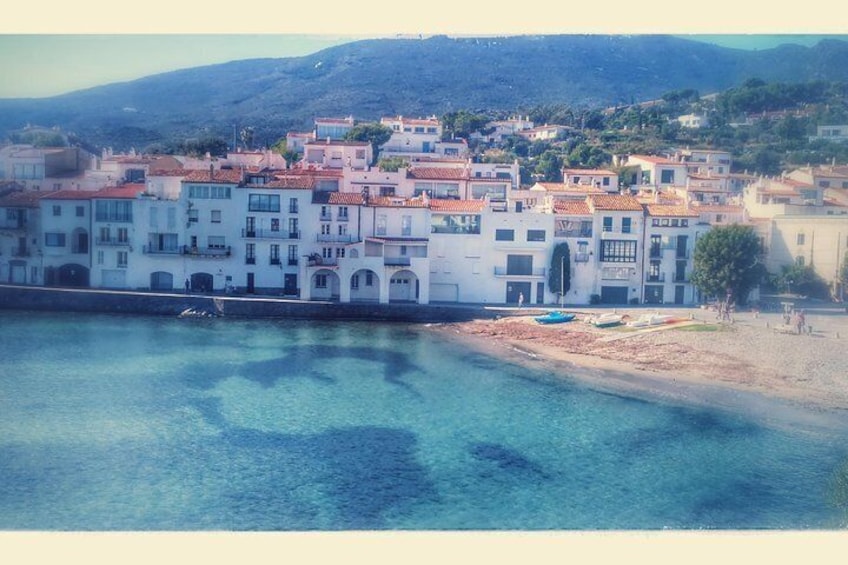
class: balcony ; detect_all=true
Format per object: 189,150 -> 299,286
143,245 -> 181,255
307,257 -> 338,267
673,273 -> 689,283
270,257 -> 281,265
319,212 -> 333,221
96,237 -> 131,247
317,234 -> 357,243
649,247 -> 662,258
0,220 -> 26,231
287,258 -> 299,266
675,250 -> 690,259
645,273 -> 666,283
182,245 -> 231,258
493,267 -> 546,277
245,257 -> 256,265
337,215 -> 349,222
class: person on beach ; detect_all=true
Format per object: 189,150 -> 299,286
185,277 -> 190,294
518,292 -> 524,309
797,309 -> 806,334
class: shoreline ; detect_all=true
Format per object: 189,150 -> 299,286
430,307 -> 848,431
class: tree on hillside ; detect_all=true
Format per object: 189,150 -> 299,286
441,111 -> 491,139
534,150 -> 563,182
775,263 -> 830,299
344,123 -> 393,165
377,156 -> 409,172
549,242 -> 571,306
691,224 -> 765,306
271,137 -> 300,166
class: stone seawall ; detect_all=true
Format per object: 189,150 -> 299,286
0,285 -> 504,323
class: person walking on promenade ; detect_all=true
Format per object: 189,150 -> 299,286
518,292 -> 524,309
185,277 -> 191,294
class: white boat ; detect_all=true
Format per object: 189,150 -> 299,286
586,313 -> 625,328
626,313 -> 678,328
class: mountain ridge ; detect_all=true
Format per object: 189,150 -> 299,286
3,34 -> 848,149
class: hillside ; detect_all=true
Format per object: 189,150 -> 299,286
3,35 -> 848,150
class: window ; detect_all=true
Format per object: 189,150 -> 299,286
288,245 -> 298,265
167,208 -> 176,230
796,256 -> 805,267
211,210 -> 221,223
400,245 -> 407,256
602,177 -> 610,186
271,218 -> 280,232
323,247 -> 333,259
270,244 -> 280,264
208,236 -> 226,249
315,274 -> 328,288
715,214 -> 723,223
289,198 -> 299,213
45,232 -> 66,247
366,272 -> 374,286
288,218 -> 299,238
245,243 -> 256,264
248,194 -> 280,212
430,214 -> 481,235
355,149 -> 366,160
187,185 -> 231,199
797,233 -> 805,245
338,206 -> 349,220
52,205 -> 61,216
376,214 -> 387,236
321,224 -> 331,235
188,209 -> 199,223
527,229 -> 546,242
76,206 -> 85,217
621,218 -> 632,234
660,169 -> 675,184
650,234 -> 662,257
681,219 -> 688,227
670,219 -> 679,227
95,200 -> 132,222
402,215 -> 412,236
97,250 -> 104,265
600,240 -> 637,262
336,247 -> 345,258
602,217 -> 613,232
117,251 -> 128,268
351,274 -> 360,289
651,218 -> 660,227
820,180 -> 831,188
495,229 -> 514,241
117,227 -> 129,243
338,224 -> 348,236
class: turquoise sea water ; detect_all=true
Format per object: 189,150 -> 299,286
0,310 -> 846,530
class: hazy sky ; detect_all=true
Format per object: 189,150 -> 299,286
1,34 -> 846,99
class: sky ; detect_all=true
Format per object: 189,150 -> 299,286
1,1 -> 846,99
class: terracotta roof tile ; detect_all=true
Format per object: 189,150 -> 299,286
92,185 -> 146,199
0,191 -> 49,207
553,200 -> 591,215
588,194 -> 644,211
148,169 -> 187,177
629,154 -> 680,166
182,169 -> 243,184
645,204 -> 700,217
429,199 -> 484,213
39,190 -> 95,201
407,167 -> 468,180
265,176 -> 315,190
329,192 -> 365,205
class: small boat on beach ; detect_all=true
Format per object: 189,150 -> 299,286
586,312 -> 625,328
534,311 -> 576,325
626,313 -> 679,328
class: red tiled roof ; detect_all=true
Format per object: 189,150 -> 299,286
588,194 -> 644,211
39,190 -> 95,201
182,169 -> 243,184
645,204 -> 700,218
824,198 -> 848,207
92,185 -> 146,199
407,167 -> 468,180
0,191 -> 49,207
265,176 -> 315,190
428,199 -> 484,213
553,200 -> 591,215
329,192 -> 365,205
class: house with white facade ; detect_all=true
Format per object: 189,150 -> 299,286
562,168 -> 620,193
303,140 -> 372,170
620,155 -> 690,192
552,199 -> 596,304
0,191 -> 46,284
472,116 -> 534,144
38,191 -> 92,288
90,185 -> 146,289
516,124 -> 569,142
676,114 -> 709,129
642,204 -> 706,305
1,145 -> 93,192
809,125 -> 848,143
587,194 -> 646,304
286,131 -> 316,154
427,199 -> 486,304
315,117 -> 355,140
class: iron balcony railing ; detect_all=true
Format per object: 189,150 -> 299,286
270,257 -> 281,265
142,245 -> 181,255
95,237 -> 131,246
673,273 -> 689,283
242,228 -> 298,240
385,257 -> 411,266
646,273 -> 666,282
11,247 -> 30,257
182,245 -> 231,258
287,258 -> 299,266
317,234 -> 357,243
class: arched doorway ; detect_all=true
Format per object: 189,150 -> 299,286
190,272 -> 214,293
311,269 -> 340,301
389,269 -> 418,303
349,269 -> 380,302
58,264 -> 89,287
150,271 -> 174,291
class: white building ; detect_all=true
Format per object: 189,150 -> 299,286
0,191 -> 46,284
587,194 -> 646,304
303,140 -> 372,170
677,114 -> 710,129
642,204 -> 707,305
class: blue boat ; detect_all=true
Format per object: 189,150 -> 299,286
534,311 -> 576,324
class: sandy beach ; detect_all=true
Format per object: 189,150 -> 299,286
435,302 -> 848,422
